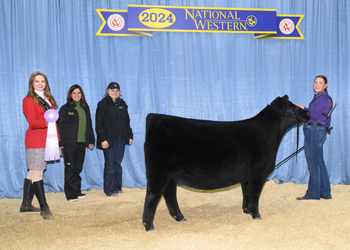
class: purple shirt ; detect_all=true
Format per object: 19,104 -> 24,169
304,91 -> 332,128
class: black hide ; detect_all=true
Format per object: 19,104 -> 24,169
142,95 -> 310,231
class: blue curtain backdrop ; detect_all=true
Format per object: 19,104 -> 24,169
0,0 -> 349,199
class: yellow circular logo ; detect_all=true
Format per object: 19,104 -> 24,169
139,8 -> 176,28
246,15 -> 258,27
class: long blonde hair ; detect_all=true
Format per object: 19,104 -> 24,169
27,71 -> 57,108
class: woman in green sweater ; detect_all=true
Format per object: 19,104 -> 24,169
57,85 -> 95,201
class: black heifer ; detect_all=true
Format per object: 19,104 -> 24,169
143,95 -> 310,231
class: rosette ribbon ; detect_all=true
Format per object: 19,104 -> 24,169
44,109 -> 60,161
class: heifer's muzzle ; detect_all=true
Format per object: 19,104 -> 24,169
296,109 -> 310,122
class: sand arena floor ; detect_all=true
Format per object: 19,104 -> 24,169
1,181 -> 349,250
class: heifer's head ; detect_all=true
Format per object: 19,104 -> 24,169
270,95 -> 310,122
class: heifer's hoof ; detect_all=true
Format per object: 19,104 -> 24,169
143,222 -> 155,232
243,209 -> 251,214
173,215 -> 186,222
252,215 -> 262,220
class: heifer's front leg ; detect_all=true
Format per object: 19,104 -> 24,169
163,179 -> 186,222
241,181 -> 250,214
247,180 -> 266,220
142,187 -> 163,232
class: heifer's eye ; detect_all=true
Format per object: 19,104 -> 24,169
286,107 -> 296,116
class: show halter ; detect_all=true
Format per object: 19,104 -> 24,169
273,101 -> 337,172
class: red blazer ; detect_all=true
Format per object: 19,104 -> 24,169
23,96 -> 60,148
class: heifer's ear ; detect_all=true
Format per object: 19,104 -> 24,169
281,95 -> 289,100
272,96 -> 280,104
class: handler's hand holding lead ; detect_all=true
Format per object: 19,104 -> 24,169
101,141 -> 109,149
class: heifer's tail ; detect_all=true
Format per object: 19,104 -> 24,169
146,113 -> 155,126
145,113 -> 157,135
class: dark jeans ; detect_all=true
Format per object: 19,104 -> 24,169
103,138 -> 126,196
303,125 -> 331,199
63,143 -> 86,200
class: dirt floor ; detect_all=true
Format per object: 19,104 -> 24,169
1,181 -> 349,250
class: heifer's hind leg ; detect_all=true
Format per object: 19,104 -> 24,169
163,179 -> 185,222
142,185 -> 163,232
241,181 -> 250,214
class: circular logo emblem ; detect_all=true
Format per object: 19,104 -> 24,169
246,15 -> 258,27
107,14 -> 125,31
279,18 -> 295,35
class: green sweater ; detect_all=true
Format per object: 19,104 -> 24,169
74,101 -> 87,142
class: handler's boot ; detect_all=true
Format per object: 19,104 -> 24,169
19,178 -> 40,212
32,180 -> 54,220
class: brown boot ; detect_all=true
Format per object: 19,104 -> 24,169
20,178 -> 40,212
32,180 -> 53,220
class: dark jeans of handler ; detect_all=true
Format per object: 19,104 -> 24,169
63,143 -> 86,200
303,125 -> 331,200
103,138 -> 126,196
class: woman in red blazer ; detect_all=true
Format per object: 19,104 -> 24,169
20,71 -> 59,220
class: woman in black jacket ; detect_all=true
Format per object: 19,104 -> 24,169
95,82 -> 133,196
57,85 -> 95,201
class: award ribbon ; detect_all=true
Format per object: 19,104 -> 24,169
44,109 -> 60,161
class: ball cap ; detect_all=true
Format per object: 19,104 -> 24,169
107,82 -> 120,90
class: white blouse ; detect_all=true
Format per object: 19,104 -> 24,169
34,90 -> 51,107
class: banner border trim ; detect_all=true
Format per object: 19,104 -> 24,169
128,5 -> 277,12
129,28 -> 277,34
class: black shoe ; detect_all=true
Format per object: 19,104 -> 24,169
78,193 -> 86,199
321,195 -> 332,199
107,191 -> 118,196
296,196 -> 320,200
32,180 -> 53,220
20,179 -> 40,212
296,196 -> 309,200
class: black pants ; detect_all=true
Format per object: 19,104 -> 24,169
63,143 -> 86,200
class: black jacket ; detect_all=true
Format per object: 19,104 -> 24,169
57,103 -> 95,148
95,96 -> 133,150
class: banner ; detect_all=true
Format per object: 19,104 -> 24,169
254,15 -> 304,39
96,9 -> 152,37
128,5 -> 278,34
96,5 -> 304,39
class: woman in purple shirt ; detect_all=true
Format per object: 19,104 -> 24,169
296,75 -> 333,200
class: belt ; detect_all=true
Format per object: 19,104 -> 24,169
304,122 -> 325,127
